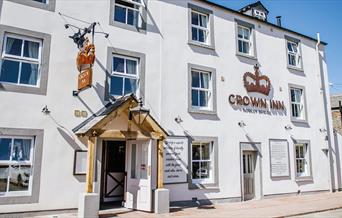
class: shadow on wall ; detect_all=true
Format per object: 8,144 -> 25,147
334,131 -> 342,190
57,127 -> 81,150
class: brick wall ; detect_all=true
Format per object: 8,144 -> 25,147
332,110 -> 342,134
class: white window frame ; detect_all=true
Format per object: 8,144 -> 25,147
290,87 -> 306,121
191,141 -> 213,184
191,69 -> 212,110
1,34 -> 42,87
114,0 -> 142,27
237,25 -> 253,56
110,54 -> 139,97
191,10 -> 210,45
295,142 -> 311,178
0,136 -> 34,197
287,40 -> 302,69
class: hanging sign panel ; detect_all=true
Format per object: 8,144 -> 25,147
163,137 -> 188,184
269,139 -> 290,179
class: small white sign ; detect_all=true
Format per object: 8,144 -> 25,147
163,137 -> 188,184
269,139 -> 290,178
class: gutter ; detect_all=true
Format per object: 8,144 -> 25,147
316,33 -> 335,192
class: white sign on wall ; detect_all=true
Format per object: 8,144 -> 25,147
269,139 -> 290,178
163,137 -> 188,184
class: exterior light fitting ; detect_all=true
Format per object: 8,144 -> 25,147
285,125 -> 292,130
129,98 -> 150,125
238,121 -> 246,127
42,105 -> 51,115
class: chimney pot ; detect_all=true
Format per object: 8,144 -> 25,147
276,16 -> 282,27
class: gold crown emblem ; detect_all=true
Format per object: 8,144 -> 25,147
243,64 -> 271,96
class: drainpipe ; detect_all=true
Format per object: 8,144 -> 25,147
317,33 -> 335,192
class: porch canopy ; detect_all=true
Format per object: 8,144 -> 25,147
72,94 -> 168,193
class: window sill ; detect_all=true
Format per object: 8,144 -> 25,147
236,52 -> 257,60
0,81 -> 46,95
295,176 -> 313,182
188,107 -> 217,115
291,118 -> 308,125
109,20 -> 146,34
287,65 -> 304,72
189,182 -> 219,190
188,41 -> 215,51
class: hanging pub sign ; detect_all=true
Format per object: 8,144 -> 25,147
228,64 -> 286,114
76,37 -> 95,91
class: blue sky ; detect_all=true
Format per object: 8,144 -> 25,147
209,0 -> 342,94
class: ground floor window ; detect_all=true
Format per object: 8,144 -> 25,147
0,136 -> 34,196
295,142 -> 311,178
191,141 -> 213,183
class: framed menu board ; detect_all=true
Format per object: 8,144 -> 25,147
269,139 -> 291,179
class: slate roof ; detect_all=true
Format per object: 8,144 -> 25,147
239,1 -> 269,14
201,0 -> 327,45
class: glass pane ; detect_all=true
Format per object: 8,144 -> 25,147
295,89 -> 302,102
20,63 -> 39,86
199,14 -> 207,28
192,144 -> 201,160
0,138 -> 11,161
191,71 -> 200,88
129,9 -> 139,26
200,73 -> 209,89
0,59 -> 20,83
292,104 -> 299,117
124,78 -> 137,95
243,28 -> 250,40
191,90 -> 199,106
140,144 -> 148,179
242,41 -> 250,54
114,5 -> 126,23
5,37 -> 22,56
243,155 -> 246,174
23,41 -> 39,59
198,29 -> 205,43
191,12 -> 198,25
0,166 -> 9,192
290,89 -> 296,102
113,57 -> 125,73
287,42 -> 293,52
192,162 -> 200,179
238,27 -> 243,39
199,91 -> 208,107
200,162 -> 210,179
289,54 -> 296,66
296,146 -> 299,158
201,143 -> 210,160
33,0 -> 47,3
9,166 -> 31,192
12,139 -> 32,161
110,76 -> 123,96
192,27 -> 198,41
238,40 -> 243,53
131,144 -> 136,179
126,59 -> 137,75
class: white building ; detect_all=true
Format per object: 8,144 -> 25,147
0,0 -> 339,215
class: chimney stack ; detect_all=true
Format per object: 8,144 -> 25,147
276,16 -> 282,27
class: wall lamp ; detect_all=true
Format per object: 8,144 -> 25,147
319,128 -> 327,133
42,105 -> 51,115
238,121 -> 246,127
175,116 -> 183,124
285,125 -> 292,130
129,98 -> 149,125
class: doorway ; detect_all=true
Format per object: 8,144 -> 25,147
242,151 -> 256,200
240,142 -> 262,201
100,141 -> 126,209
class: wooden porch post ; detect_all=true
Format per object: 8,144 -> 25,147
86,136 -> 96,193
157,139 -> 164,189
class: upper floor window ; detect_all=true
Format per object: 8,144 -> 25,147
290,87 -> 306,121
191,10 -> 209,44
0,136 -> 34,196
110,55 -> 139,96
295,142 -> 311,179
191,70 -> 212,109
110,0 -> 147,31
237,25 -> 252,55
287,40 -> 302,69
32,0 -> 47,3
0,34 -> 41,87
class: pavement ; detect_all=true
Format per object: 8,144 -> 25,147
28,191 -> 342,218
292,209 -> 342,217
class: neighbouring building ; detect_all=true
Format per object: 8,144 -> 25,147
0,0 -> 339,215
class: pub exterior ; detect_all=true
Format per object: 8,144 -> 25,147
0,0 -> 340,216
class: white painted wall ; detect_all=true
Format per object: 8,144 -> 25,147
0,0 -> 334,213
